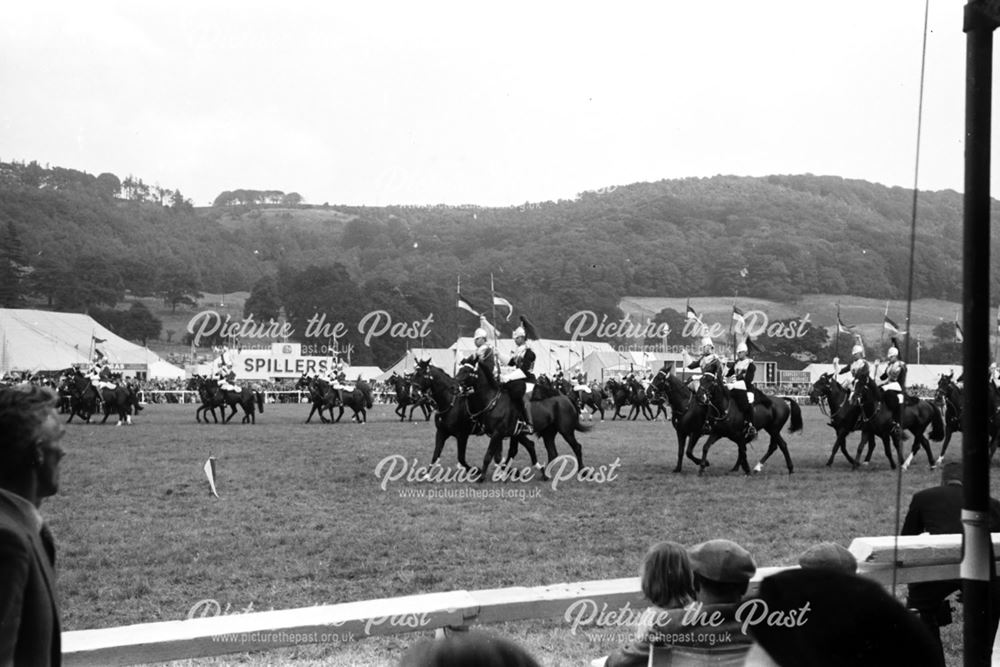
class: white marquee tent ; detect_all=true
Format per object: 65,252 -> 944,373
0,308 -> 183,378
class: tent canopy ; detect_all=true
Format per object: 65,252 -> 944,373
0,308 -> 170,375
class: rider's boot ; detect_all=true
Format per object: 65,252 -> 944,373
523,396 -> 535,435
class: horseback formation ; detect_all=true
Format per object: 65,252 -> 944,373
934,366 -> 1000,464
63,359 -> 142,425
192,347 -> 264,424
296,359 -> 373,424
388,371 -> 433,422
810,342 -> 943,470
605,374 -> 652,421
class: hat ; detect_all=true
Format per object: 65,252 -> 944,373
851,344 -> 864,356
688,539 -> 756,583
940,460 -> 962,485
474,328 -> 488,340
798,542 -> 857,574
513,326 -> 526,339
887,347 -> 899,358
736,341 -> 748,353
701,337 -> 714,349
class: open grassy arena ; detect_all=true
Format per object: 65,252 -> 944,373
51,401 -> 994,666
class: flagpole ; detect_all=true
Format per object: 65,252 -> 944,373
456,275 -> 461,342
88,329 -> 95,364
881,301 -> 889,351
836,305 -> 843,360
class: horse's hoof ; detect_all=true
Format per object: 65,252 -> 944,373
672,467 -> 682,474
752,463 -> 763,473
861,461 -> 869,466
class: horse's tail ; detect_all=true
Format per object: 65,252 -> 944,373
256,390 -> 265,413
564,397 -> 593,433
785,397 -> 803,433
928,401 -> 944,441
360,383 -> 373,409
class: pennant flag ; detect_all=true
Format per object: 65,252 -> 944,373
739,267 -> 749,278
732,306 -> 746,332
955,321 -> 964,343
744,336 -> 764,355
883,316 -> 906,335
493,294 -> 514,321
837,316 -> 854,334
92,335 -> 107,344
204,457 -> 219,498
93,347 -> 105,361
686,300 -> 700,322
457,293 -> 481,317
519,315 -> 539,341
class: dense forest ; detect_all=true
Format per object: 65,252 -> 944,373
0,160 -> 992,366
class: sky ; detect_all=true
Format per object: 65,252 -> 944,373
0,1 -> 992,207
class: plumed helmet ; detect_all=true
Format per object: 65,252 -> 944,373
701,337 -> 714,349
474,328 -> 488,340
887,347 -> 899,358
852,344 -> 864,356
513,326 -> 526,339
737,341 -> 748,353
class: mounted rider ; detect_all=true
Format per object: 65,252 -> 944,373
837,344 -> 871,402
460,328 -> 496,377
878,343 -> 907,435
725,341 -> 759,442
501,326 -> 536,434
214,346 -> 239,393
325,358 -> 346,405
687,337 -> 724,382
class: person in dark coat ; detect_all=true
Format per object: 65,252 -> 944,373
0,384 -> 66,666
901,460 -> 1000,664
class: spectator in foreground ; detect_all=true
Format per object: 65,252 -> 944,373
398,631 -> 541,667
0,385 -> 65,666
601,541 -> 697,667
745,568 -> 941,667
901,460 -> 1000,663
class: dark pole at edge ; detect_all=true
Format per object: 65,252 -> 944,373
963,2 -> 996,665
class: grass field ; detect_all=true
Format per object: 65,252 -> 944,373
49,402 -> 993,666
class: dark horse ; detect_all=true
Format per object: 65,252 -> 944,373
695,371 -> 804,475
388,373 -> 433,422
935,372 -> 963,465
64,372 -> 141,425
189,376 -> 224,423
296,375 -> 373,423
650,364 -> 707,472
211,379 -> 264,424
454,361 -> 591,482
605,378 -> 652,420
64,372 -> 99,423
411,360 -> 543,477
810,373 -> 893,469
574,383 -> 608,421
855,377 -> 944,471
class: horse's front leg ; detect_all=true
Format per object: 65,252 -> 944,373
698,435 -> 720,475
479,434 -> 504,482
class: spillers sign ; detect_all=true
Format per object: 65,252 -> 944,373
186,309 -> 434,379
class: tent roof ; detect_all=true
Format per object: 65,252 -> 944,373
0,308 -> 169,373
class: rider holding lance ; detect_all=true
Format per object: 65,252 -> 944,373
502,326 -> 536,434
878,341 -> 906,436
725,340 -> 758,442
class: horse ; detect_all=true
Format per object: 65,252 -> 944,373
453,361 -> 590,482
650,364 -> 708,472
64,372 -> 99,423
574,383 -> 608,421
207,379 -> 264,424
295,375 -> 337,423
695,371 -> 804,475
329,379 -> 374,423
605,378 -> 650,420
411,360 -> 543,477
935,373 -> 963,465
189,376 -> 225,423
854,377 -> 944,471
809,373 -> 880,469
645,384 -> 670,421
388,373 -> 433,422
96,381 -> 135,426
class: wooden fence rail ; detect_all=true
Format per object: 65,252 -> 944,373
62,534 -> 1000,666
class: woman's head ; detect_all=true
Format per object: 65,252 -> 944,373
640,541 -> 695,608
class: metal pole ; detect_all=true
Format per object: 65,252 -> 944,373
963,3 -> 997,665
